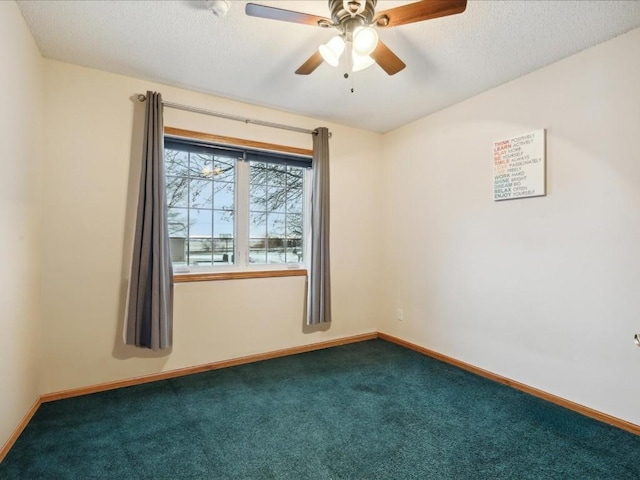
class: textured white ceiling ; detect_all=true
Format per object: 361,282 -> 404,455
16,0 -> 640,133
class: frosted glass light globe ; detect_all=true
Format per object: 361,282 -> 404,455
352,53 -> 375,72
352,27 -> 378,56
319,36 -> 346,67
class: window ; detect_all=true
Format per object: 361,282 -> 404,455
164,137 -> 311,272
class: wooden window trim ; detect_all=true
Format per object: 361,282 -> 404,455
174,269 -> 307,283
164,127 -> 313,157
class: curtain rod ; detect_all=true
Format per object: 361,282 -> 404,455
136,94 -> 325,136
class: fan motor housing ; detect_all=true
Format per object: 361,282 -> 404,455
329,0 -> 377,25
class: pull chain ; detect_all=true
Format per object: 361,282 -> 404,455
344,41 -> 355,93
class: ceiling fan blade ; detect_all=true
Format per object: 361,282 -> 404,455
245,3 -> 331,27
370,40 -> 406,75
295,51 -> 324,75
374,0 -> 467,28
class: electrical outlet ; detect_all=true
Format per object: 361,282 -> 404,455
396,309 -> 404,321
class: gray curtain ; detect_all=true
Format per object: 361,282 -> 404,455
125,91 -> 173,350
307,127 -> 331,325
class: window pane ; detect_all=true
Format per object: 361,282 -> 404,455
250,184 -> 267,212
208,167 -> 235,263
266,213 -> 286,264
168,208 -> 188,238
286,191 -> 302,212
267,213 -> 286,237
249,162 -> 305,264
190,209 -> 212,236
266,186 -> 286,213
250,162 -> 267,185
189,238 -> 213,266
286,166 -> 304,186
189,179 -> 213,209
285,239 -> 303,263
189,209 -> 213,266
287,214 -> 303,238
166,176 -> 189,208
214,233 -> 234,264
213,210 -> 233,237
168,208 -> 188,265
165,149 -> 189,176
214,181 -> 234,211
249,212 -> 267,264
249,239 -> 267,264
250,212 -> 266,239
213,156 -> 235,182
190,152 -> 214,178
267,164 -> 287,186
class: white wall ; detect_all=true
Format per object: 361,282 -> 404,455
0,1 -> 44,451
39,61 -> 384,393
380,28 -> 640,424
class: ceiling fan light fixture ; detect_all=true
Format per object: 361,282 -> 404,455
245,0 -> 468,77
352,53 -> 375,72
319,36 -> 345,67
205,0 -> 230,17
352,26 -> 378,56
343,0 -> 365,16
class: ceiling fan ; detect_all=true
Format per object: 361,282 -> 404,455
245,0 -> 467,76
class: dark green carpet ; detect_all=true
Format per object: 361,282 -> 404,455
1,339 -> 639,479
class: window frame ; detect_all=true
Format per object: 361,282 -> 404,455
164,127 -> 312,281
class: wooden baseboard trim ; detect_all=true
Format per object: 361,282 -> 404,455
41,332 -> 378,403
0,397 -> 41,463
378,332 -> 640,436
